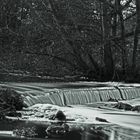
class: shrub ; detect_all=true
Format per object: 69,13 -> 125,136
0,87 -> 24,118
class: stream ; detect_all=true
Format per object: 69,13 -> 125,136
0,82 -> 140,140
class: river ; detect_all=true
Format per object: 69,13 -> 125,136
0,82 -> 140,140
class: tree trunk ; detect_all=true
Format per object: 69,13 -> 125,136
132,0 -> 140,72
118,0 -> 127,77
102,2 -> 114,80
112,0 -> 117,36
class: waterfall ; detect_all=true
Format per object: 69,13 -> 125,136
22,87 -> 140,106
97,87 -> 122,101
119,87 -> 140,100
0,83 -> 140,107
61,88 -> 102,105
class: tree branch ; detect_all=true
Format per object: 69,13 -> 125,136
124,12 -> 136,21
122,0 -> 133,10
25,51 -> 78,69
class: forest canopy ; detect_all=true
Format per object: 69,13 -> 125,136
0,0 -> 140,82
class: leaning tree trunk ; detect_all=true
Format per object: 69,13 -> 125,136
132,0 -> 140,72
102,2 -> 114,80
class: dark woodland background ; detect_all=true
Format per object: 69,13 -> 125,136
0,0 -> 140,82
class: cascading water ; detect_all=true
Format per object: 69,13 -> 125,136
1,82 -> 140,140
119,87 -> 140,100
24,86 -> 140,106
97,87 -> 122,101
0,82 -> 140,106
61,88 -> 102,105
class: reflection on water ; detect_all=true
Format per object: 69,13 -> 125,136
108,126 -> 140,140
1,119 -> 140,140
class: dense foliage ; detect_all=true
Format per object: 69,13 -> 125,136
0,0 -> 140,82
0,88 -> 24,118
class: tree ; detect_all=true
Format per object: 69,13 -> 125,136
132,0 -> 140,72
101,1 -> 114,80
0,0 -> 139,82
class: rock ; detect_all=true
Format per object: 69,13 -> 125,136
95,117 -> 108,122
108,97 -> 118,102
132,105 -> 140,112
35,112 -> 44,118
54,110 -> 66,121
114,102 -> 133,111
